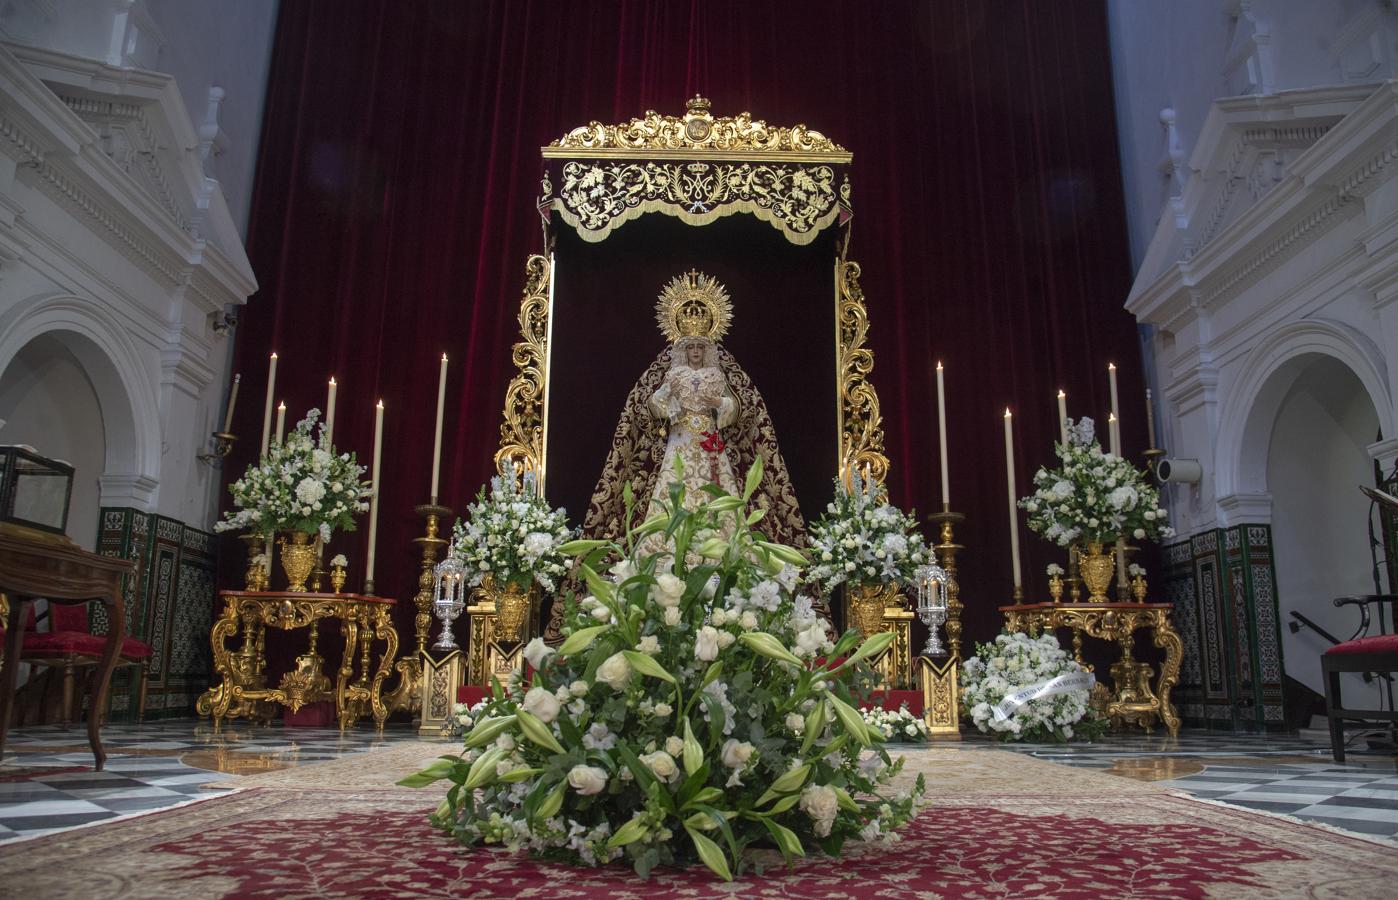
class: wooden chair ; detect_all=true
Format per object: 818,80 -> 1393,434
1323,594 -> 1398,762
1,597 -> 150,724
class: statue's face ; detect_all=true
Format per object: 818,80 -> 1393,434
686,343 -> 705,366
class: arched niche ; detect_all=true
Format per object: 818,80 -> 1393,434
0,294 -> 162,513
1214,321 -> 1390,701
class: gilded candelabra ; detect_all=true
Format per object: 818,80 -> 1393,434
382,502 -> 452,717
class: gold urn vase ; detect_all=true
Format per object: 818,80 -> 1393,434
279,531 -> 318,592
845,582 -> 891,637
1079,542 -> 1115,603
486,574 -> 535,643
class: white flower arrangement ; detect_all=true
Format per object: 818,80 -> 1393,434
806,471 -> 930,592
402,458 -> 926,881
1045,563 -> 1064,577
450,474 -> 576,593
215,409 -> 370,542
330,554 -> 348,568
860,705 -> 929,743
1128,563 -> 1145,578
962,630 -> 1101,742
1018,417 -> 1175,548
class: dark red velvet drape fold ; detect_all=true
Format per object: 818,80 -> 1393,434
230,0 -> 1142,649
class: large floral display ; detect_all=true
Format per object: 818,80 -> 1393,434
961,631 -> 1101,743
404,461 -> 926,879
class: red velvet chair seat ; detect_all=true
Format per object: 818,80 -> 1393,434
21,631 -> 151,659
1325,633 -> 1398,656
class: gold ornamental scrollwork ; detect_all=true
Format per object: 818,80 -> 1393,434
494,254 -> 551,488
555,160 -> 840,245
837,260 -> 888,485
548,96 -> 848,158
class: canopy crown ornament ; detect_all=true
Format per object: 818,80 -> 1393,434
656,269 -> 733,342
548,95 -> 848,156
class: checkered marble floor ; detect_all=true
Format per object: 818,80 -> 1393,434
2,720 -> 1396,843
0,719 -> 426,843
980,728 -> 1398,838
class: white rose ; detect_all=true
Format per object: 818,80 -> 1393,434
665,736 -> 685,756
641,750 -> 680,782
694,625 -> 721,661
653,702 -> 673,718
1133,528 -> 1146,540
569,680 -> 589,697
637,635 -> 661,655
717,631 -> 735,649
596,652 -> 632,691
523,637 -> 555,670
800,784 -> 840,837
567,764 -> 608,796
721,738 -> 755,769
522,686 -> 561,723
590,605 -> 612,622
740,611 -> 758,629
652,573 -> 685,607
711,609 -> 728,626
664,607 -> 681,627
785,712 -> 805,733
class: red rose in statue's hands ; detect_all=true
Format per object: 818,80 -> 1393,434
700,431 -> 725,453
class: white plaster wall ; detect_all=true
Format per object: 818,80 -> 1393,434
0,334 -> 106,549
143,0 -> 278,235
1267,356 -> 1380,698
1107,0 -> 1232,270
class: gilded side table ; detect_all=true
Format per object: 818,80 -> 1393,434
196,590 -> 399,731
999,601 -> 1182,737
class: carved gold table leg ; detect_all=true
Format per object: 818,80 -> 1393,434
1071,626 -> 1085,668
370,606 -> 399,731
1153,609 -> 1183,737
336,612 -> 359,732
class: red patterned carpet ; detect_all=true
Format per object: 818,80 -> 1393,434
1,786 -> 1395,898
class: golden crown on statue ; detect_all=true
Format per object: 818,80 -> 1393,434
656,269 -> 733,342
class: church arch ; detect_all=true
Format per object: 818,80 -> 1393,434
0,293 -> 162,509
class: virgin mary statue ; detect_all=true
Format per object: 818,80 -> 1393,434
580,271 -> 807,551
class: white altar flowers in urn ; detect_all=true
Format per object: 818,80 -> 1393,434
215,409 -> 370,541
401,459 -> 926,880
805,470 -> 930,592
450,472 -> 575,592
1018,418 -> 1174,547
961,630 -> 1102,743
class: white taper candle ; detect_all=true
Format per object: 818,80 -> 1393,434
1108,411 -> 1120,457
274,401 -> 286,444
365,399 -> 385,590
1004,407 -> 1021,590
1108,362 -> 1120,428
936,362 -> 949,507
325,377 -> 337,446
223,373 -> 240,433
1145,388 -> 1157,448
1057,389 -> 1068,448
260,352 -> 278,455
431,353 -> 448,503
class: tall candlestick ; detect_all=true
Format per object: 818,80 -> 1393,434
1108,411 -> 1120,457
430,353 -> 448,503
365,400 -> 385,590
222,373 -> 241,433
325,377 -> 337,446
260,352 -> 278,455
1145,388 -> 1157,447
936,362 -> 949,506
1004,408 -> 1022,589
1108,362 -> 1120,426
274,401 -> 286,444
1056,389 -> 1068,447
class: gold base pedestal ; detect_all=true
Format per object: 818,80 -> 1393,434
919,656 -> 961,738
418,649 -> 465,737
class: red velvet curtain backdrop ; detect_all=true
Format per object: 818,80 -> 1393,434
230,0 -> 1143,653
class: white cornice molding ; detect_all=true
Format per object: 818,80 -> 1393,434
1217,492 -> 1273,525
1127,83 -> 1398,328
0,41 -> 255,308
